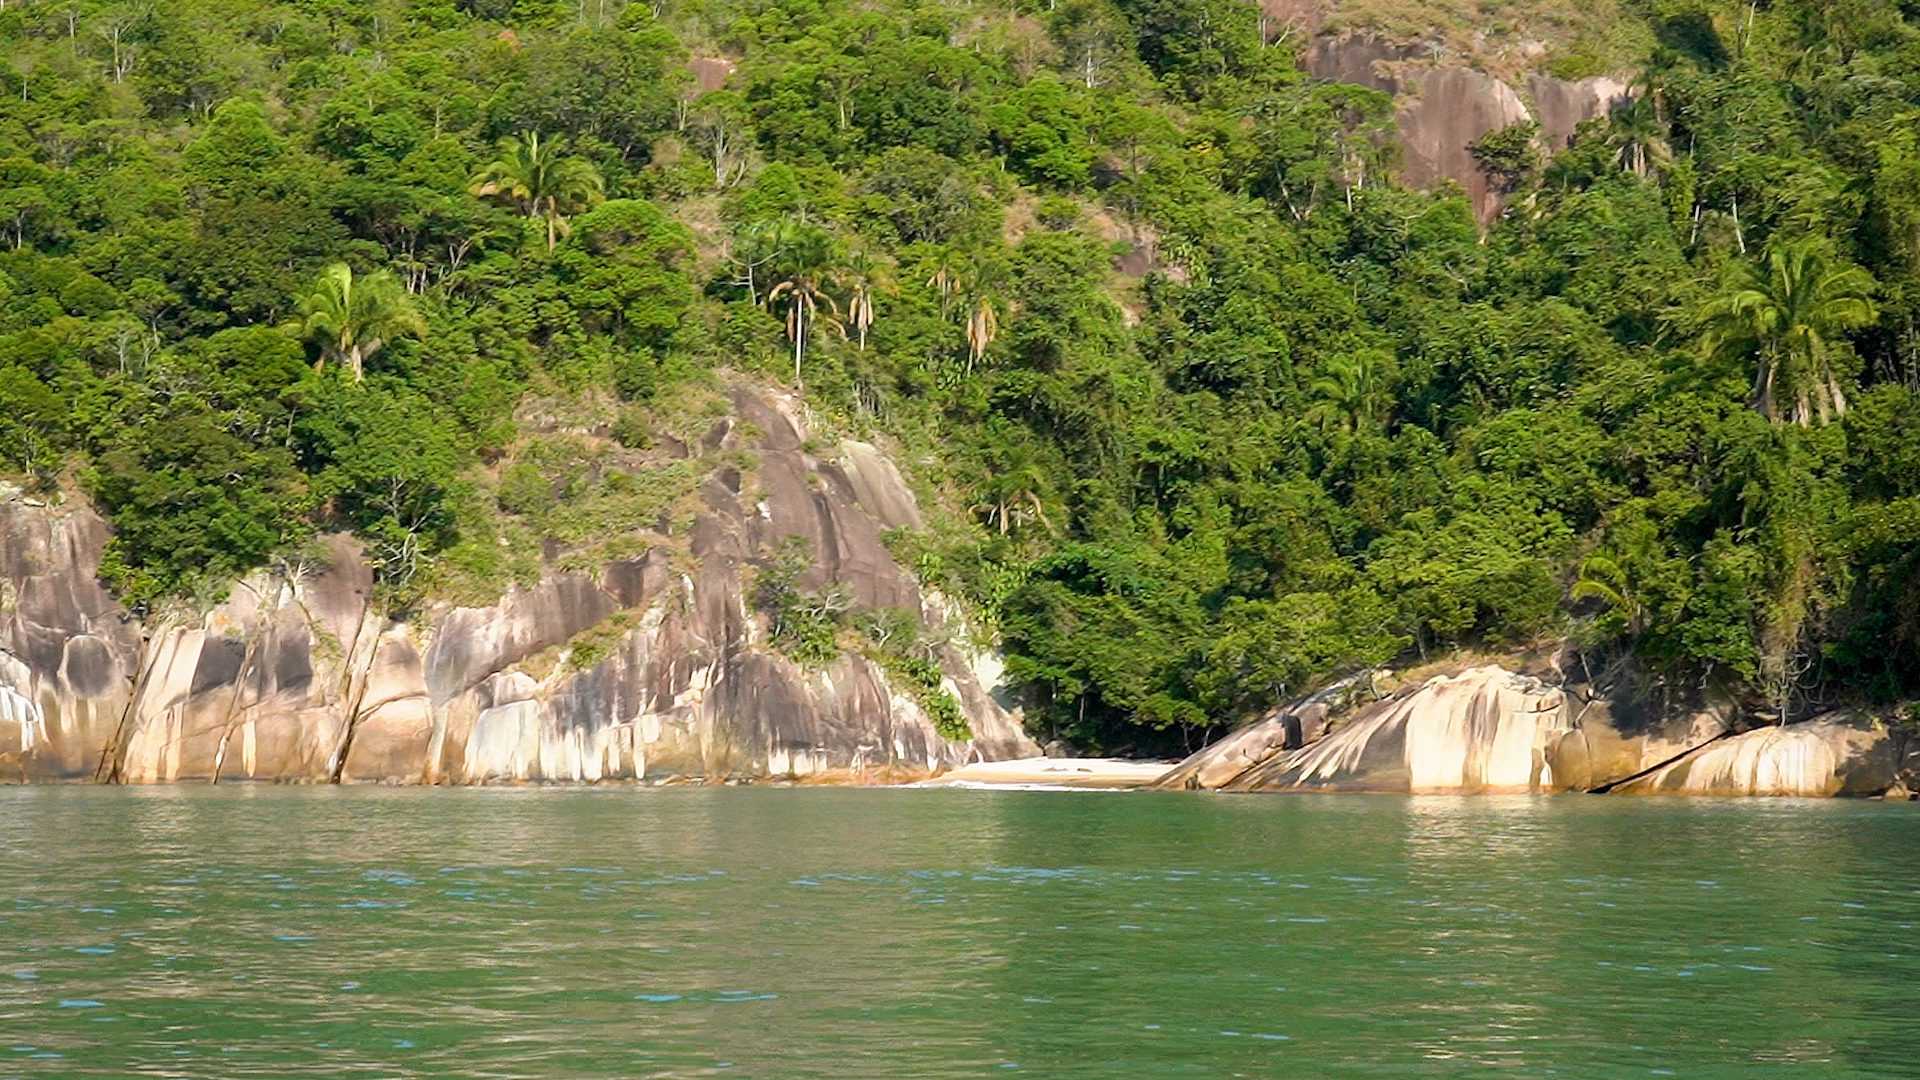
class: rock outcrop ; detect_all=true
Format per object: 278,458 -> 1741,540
1302,35 -> 1630,222
1152,673 -> 1365,791
1609,715 -> 1902,798
0,384 -> 1037,784
1171,666 -> 1572,794
1158,662 -> 1913,798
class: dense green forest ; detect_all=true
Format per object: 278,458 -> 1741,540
2,0 -> 1917,752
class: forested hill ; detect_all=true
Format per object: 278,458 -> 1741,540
1,0 -> 1917,754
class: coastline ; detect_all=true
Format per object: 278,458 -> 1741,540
912,757 -> 1175,790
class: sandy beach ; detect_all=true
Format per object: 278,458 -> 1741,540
915,757 -> 1173,789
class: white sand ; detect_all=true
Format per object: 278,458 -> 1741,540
916,757 -> 1172,790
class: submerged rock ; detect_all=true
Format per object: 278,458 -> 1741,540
0,384 -> 1037,784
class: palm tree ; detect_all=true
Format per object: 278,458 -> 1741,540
842,250 -> 893,351
1698,237 -> 1878,426
1571,554 -> 1644,639
972,441 -> 1055,536
956,254 -> 1005,373
469,131 -> 605,252
1302,350 -> 1385,435
764,224 -> 844,389
926,247 -> 960,318
289,263 -> 426,381
1607,97 -> 1672,179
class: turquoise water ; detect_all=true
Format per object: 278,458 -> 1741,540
1,786 -> 1916,1077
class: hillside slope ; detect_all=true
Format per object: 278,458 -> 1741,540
2,0 -> 1918,761
0,383 -> 1035,783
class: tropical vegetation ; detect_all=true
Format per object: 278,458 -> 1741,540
1,0 -> 1918,752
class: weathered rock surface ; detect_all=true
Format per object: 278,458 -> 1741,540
1158,662 -> 1912,798
1610,715 -> 1902,798
1154,673 -> 1365,790
1302,35 -> 1630,222
0,385 -> 1036,784
1220,666 -> 1571,793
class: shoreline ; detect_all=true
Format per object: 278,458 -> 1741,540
911,757 -> 1175,790
6,757 -> 1914,798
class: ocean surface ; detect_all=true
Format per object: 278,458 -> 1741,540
2,785 -> 1917,1078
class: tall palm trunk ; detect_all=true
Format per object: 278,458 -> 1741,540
793,304 -> 806,389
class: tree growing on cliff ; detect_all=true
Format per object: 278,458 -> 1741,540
289,264 -> 427,382
1697,237 -> 1878,426
469,131 -> 606,252
1468,121 -> 1541,196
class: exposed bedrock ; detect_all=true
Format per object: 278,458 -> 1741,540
1159,664 -> 1912,798
1609,715 -> 1902,797
1302,34 -> 1630,223
0,386 -> 1036,784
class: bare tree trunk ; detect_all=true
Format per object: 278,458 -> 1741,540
95,624 -> 171,784
211,636 -> 263,784
327,600 -> 387,784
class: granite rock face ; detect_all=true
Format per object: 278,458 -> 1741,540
1158,662 -> 1911,798
1609,715 -> 1902,798
1153,673 -> 1366,791
1301,35 -> 1630,223
1219,666 -> 1571,794
0,386 -> 1036,784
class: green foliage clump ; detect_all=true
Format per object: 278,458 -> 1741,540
857,608 -> 971,742
754,536 -> 847,668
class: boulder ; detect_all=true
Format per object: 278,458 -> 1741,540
1152,673 -> 1368,790
1208,666 -> 1571,793
1610,714 -> 1901,797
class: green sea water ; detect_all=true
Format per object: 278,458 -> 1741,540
1,786 -> 1916,1078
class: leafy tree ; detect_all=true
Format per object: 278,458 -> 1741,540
288,263 -> 427,382
89,402 -> 312,610
988,76 -> 1094,189
469,131 -> 606,251
0,364 -> 63,487
296,384 -> 463,595
1696,236 -> 1877,426
1469,121 -> 1542,196
558,199 -> 696,354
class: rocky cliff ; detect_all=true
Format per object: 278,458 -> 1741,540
1158,663 -> 1917,798
0,384 -> 1037,784
1281,15 -> 1630,222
